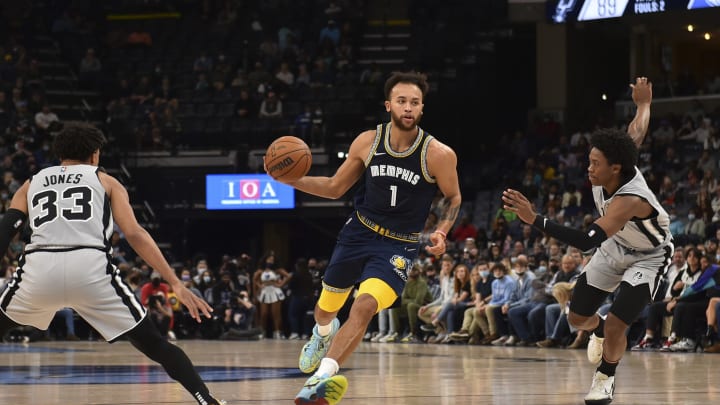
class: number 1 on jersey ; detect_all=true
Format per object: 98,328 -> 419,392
389,185 -> 397,207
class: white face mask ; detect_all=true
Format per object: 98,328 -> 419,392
688,214 -> 696,221
197,267 -> 207,275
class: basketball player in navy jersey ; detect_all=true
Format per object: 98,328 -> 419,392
503,77 -> 673,405
0,122 -> 226,405
267,71 -> 462,404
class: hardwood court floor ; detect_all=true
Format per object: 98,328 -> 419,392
0,338 -> 718,404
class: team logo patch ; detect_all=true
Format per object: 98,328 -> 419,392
632,271 -> 643,282
390,255 -> 410,282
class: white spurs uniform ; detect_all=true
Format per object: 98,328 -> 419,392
0,165 -> 145,341
583,167 -> 674,297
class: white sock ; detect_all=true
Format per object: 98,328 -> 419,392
316,357 -> 339,377
317,321 -> 333,336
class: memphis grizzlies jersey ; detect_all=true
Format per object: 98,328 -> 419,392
353,123 -> 438,234
26,165 -> 113,250
592,167 -> 671,250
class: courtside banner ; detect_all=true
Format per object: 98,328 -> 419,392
206,174 -> 295,210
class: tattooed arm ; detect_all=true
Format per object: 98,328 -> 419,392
425,139 -> 462,256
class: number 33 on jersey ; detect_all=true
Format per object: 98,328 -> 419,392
27,165 -> 113,249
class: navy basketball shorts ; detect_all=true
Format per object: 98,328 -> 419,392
322,216 -> 419,299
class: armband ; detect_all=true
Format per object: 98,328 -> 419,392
434,230 -> 447,240
0,209 -> 26,257
533,215 -> 608,252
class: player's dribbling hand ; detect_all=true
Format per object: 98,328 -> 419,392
425,231 -> 446,257
630,77 -> 652,106
501,189 -> 537,224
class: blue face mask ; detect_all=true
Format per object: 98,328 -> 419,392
480,270 -> 490,279
265,262 -> 275,270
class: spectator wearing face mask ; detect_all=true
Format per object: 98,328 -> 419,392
171,268 -> 203,339
140,271 -> 170,308
683,207 -> 706,245
179,268 -> 203,298
140,272 -> 174,339
193,259 -> 211,285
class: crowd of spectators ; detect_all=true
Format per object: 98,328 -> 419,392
68,0 -> 379,151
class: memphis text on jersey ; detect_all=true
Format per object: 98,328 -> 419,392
369,164 -> 420,185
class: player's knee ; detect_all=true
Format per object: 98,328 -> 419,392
604,313 -> 628,336
346,294 -> 378,322
356,278 -> 397,312
317,287 -> 352,313
126,317 -> 164,354
567,311 -> 592,329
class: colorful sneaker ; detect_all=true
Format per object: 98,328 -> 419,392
587,334 -> 604,365
659,337 -> 676,352
400,333 -> 419,343
584,371 -> 614,405
294,374 -> 348,405
299,318 -> 340,374
631,337 -> 653,351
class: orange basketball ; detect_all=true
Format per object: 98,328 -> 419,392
265,136 -> 312,182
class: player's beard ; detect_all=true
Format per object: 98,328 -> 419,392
390,110 -> 420,131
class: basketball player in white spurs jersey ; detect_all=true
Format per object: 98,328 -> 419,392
503,78 -> 673,405
0,122 -> 226,405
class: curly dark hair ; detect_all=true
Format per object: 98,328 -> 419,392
589,128 -> 638,179
491,262 -> 508,275
383,71 -> 429,101
53,121 -> 107,161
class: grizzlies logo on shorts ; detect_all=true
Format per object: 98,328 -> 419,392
390,255 -> 410,282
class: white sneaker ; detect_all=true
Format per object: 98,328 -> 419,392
587,334 -> 604,365
584,371 -> 615,404
379,331 -> 398,343
167,331 -> 177,341
491,335 -> 509,346
669,338 -> 696,352
289,333 -> 301,340
504,335 -> 518,346
370,332 -> 386,342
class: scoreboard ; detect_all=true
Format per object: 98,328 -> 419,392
548,0 -> 720,23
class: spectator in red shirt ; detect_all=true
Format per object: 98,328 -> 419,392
140,272 -> 170,307
451,215 -> 478,244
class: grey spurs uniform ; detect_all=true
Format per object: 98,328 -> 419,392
583,167 -> 673,298
0,165 -> 145,341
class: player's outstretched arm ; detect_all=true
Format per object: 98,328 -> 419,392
502,189 -> 651,252
425,140 -> 461,256
101,173 -> 213,322
0,181 -> 29,259
268,130 -> 374,199
627,77 -> 652,147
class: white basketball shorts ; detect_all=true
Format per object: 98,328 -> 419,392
583,238 -> 673,298
0,248 -> 146,342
